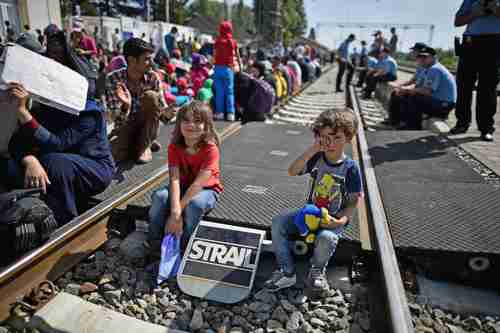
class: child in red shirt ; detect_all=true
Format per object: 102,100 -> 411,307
213,20 -> 241,122
148,101 -> 222,248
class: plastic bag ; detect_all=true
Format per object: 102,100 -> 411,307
157,234 -> 181,285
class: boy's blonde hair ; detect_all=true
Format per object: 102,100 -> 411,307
311,108 -> 359,140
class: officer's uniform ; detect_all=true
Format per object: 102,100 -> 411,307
452,0 -> 500,138
386,65 -> 428,125
403,60 -> 457,129
363,55 -> 398,98
336,38 -> 354,92
357,56 -> 377,88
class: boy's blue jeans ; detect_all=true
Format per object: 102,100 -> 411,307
214,65 -> 235,115
272,209 -> 344,275
148,185 -> 218,244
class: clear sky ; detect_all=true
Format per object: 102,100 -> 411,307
305,0 -> 465,51
222,0 -> 465,51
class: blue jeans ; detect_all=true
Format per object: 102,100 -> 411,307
148,185 -> 218,244
214,65 -> 235,115
272,209 -> 344,275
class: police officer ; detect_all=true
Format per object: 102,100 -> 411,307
383,42 -> 429,125
450,0 -> 500,141
336,34 -> 356,93
398,46 -> 457,130
362,47 -> 398,99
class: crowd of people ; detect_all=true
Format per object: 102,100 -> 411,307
336,0 -> 499,141
0,19 -> 324,233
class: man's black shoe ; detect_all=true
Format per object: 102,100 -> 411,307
449,125 -> 469,135
336,89 -> 344,93
480,133 -> 494,142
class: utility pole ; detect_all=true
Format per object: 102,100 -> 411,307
165,0 -> 170,23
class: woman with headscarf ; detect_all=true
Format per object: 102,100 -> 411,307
1,27 -> 115,225
213,21 -> 241,122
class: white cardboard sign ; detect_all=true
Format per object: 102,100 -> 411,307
0,45 -> 88,115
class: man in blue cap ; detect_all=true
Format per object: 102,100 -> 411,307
362,46 -> 398,99
450,0 -> 500,141
397,46 -> 457,130
383,42 -> 429,125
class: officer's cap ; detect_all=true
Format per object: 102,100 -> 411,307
417,46 -> 436,56
410,42 -> 428,52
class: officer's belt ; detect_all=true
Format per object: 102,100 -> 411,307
462,34 -> 500,42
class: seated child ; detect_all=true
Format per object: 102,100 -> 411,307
265,108 -> 363,294
148,101 -> 223,249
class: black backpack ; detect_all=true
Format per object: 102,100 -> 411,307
0,189 -> 58,267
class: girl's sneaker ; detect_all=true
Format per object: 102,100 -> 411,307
264,270 -> 296,292
214,113 -> 224,121
227,113 -> 235,122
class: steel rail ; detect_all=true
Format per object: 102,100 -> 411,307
0,122 -> 241,321
349,85 -> 414,333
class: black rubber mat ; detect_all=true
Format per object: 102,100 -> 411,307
367,131 -> 485,184
205,165 -> 360,243
220,122 -> 352,171
379,179 -> 500,254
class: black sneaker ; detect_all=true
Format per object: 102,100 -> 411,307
480,133 -> 494,142
449,125 -> 469,135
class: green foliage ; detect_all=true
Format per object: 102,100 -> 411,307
281,0 -> 307,44
188,0 -> 255,39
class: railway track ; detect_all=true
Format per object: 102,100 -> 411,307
0,68 -> 414,333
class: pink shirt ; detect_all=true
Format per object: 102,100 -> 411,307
79,35 -> 97,56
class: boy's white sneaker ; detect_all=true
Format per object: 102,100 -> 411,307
264,270 -> 296,292
227,113 -> 235,122
214,113 -> 224,120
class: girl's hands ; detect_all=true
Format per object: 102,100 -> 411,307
165,213 -> 183,237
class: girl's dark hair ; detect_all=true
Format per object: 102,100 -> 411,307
171,101 -> 220,148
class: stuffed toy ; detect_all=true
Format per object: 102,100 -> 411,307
293,204 -> 333,255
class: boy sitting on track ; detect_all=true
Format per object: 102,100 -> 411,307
265,108 -> 363,297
